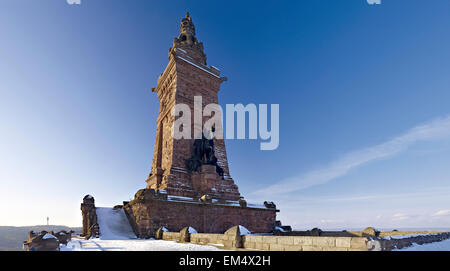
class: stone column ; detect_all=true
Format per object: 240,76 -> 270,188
80,194 -> 99,239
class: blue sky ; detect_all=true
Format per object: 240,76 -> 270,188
1,0 -> 450,230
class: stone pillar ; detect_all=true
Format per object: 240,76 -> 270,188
224,226 -> 243,248
155,227 -> 166,240
80,194 -> 99,239
179,227 -> 192,243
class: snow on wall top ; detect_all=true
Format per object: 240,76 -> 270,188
188,227 -> 198,234
239,225 -> 251,235
42,233 -> 57,239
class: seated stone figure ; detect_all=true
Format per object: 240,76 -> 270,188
185,132 -> 224,178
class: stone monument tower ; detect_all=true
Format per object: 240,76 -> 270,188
119,13 -> 278,237
145,12 -> 240,201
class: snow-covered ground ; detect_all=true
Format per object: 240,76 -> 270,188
60,238 -> 223,251
386,233 -> 441,239
395,238 -> 450,251
61,207 -> 223,251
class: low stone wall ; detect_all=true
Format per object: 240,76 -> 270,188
157,226 -> 450,251
190,233 -> 236,248
162,232 -> 181,241
277,230 -> 359,237
24,231 -> 60,251
243,235 -> 371,251
158,226 -> 374,251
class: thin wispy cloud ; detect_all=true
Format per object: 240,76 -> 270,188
254,115 -> 450,196
392,213 -> 410,221
432,210 -> 450,217
252,186 -> 450,205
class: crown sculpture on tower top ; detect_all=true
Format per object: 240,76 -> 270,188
169,12 -> 207,65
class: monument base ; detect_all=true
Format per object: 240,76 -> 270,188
122,188 -> 278,238
146,165 -> 242,202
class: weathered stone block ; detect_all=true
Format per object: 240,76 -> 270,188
312,237 -> 336,247
350,237 -> 368,250
261,236 -> 278,244
277,236 -> 294,245
293,237 -> 313,246
254,242 -> 270,251
323,246 -> 348,251
302,245 -> 323,251
244,242 -> 256,249
244,235 -> 263,243
269,243 -> 285,251
283,245 -> 302,251
222,240 -> 233,248
336,237 -> 352,248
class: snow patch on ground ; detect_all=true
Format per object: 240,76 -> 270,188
61,238 -> 223,251
64,208 -> 223,251
386,233 -> 440,239
395,238 -> 450,251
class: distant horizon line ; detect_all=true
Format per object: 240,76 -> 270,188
0,224 -> 82,228
1,224 -> 449,232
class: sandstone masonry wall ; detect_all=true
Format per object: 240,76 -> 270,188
157,228 -> 450,251
158,230 -> 373,251
123,192 -> 277,238
243,235 -> 370,251
190,233 -> 237,248
162,232 -> 181,241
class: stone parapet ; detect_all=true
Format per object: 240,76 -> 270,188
158,227 -> 375,251
123,190 -> 277,238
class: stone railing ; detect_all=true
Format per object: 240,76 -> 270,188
162,232 -> 181,241
156,226 -> 375,251
156,225 -> 450,251
190,233 -> 233,247
24,230 -> 72,251
243,235 -> 371,251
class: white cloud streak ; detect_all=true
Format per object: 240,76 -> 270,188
432,210 -> 450,217
254,115 -> 450,196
